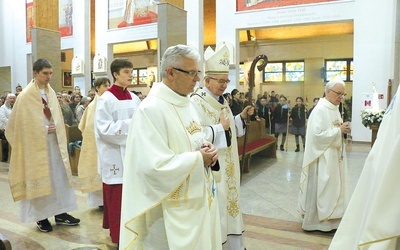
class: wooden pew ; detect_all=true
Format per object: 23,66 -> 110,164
65,124 -> 82,176
237,119 -> 277,173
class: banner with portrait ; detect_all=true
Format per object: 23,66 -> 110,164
26,0 -> 74,43
236,0 -> 345,12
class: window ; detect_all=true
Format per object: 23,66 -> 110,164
132,68 -> 148,85
263,61 -> 304,82
324,59 -> 353,82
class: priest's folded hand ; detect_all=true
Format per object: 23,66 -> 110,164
340,122 -> 351,134
200,142 -> 218,167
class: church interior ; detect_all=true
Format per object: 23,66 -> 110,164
0,0 -> 399,249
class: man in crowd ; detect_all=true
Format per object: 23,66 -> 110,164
15,85 -> 23,96
94,58 -> 141,245
191,44 -> 253,249
0,93 -> 16,162
6,59 -> 80,232
120,44 -> 221,249
298,76 -> 351,232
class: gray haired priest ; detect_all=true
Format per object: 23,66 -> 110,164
191,44 -> 254,250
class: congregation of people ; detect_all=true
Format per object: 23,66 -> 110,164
4,42 -> 400,250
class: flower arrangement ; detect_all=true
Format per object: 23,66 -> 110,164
361,109 -> 386,128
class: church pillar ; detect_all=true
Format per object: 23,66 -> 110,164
216,0 -> 240,94
72,0 -> 92,96
31,0 -> 62,91
157,3 -> 187,79
184,0 -> 204,70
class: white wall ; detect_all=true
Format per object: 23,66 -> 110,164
95,0 -> 157,83
2,1 -> 32,90
216,0 -> 398,142
352,0 -> 398,142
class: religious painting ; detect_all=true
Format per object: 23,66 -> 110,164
236,0 -> 345,12
108,0 -> 161,30
71,56 -> 84,76
59,0 -> 74,37
26,0 -> 34,43
62,71 -> 73,88
26,0 -> 73,43
93,54 -> 107,74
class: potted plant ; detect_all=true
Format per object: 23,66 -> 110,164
361,109 -> 385,128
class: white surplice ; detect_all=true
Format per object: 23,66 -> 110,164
191,87 -> 245,250
94,91 -> 141,184
298,97 -> 349,232
330,93 -> 400,250
120,82 -> 222,250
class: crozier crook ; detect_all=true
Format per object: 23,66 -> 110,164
240,54 -> 268,180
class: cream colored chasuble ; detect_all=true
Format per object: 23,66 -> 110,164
6,80 -> 72,202
191,87 -> 245,244
120,82 -> 222,250
330,92 -> 400,250
78,95 -> 102,194
298,97 -> 349,231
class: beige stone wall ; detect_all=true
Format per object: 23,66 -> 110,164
31,27 -> 62,92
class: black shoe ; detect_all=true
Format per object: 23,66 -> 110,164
295,145 -> 300,152
55,213 -> 80,226
36,219 -> 53,232
280,145 -> 284,151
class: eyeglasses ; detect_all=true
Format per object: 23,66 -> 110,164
330,89 -> 346,97
208,77 -> 230,85
172,67 -> 201,77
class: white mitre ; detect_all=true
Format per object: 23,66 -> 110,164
204,44 -> 230,74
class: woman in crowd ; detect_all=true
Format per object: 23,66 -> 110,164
75,96 -> 91,124
290,97 -> 307,152
230,89 -> 243,116
69,93 -> 81,118
272,96 -> 290,151
57,92 -> 77,126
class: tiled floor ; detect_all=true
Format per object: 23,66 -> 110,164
0,137 -> 370,249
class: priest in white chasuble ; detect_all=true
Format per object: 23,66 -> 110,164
120,45 -> 222,250
329,92 -> 400,249
298,76 -> 351,232
190,44 -> 253,250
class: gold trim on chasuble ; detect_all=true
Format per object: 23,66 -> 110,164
195,98 -> 218,123
332,119 -> 344,162
225,146 -> 240,218
168,111 -> 215,208
319,119 -> 345,222
11,177 -> 52,200
196,98 -> 240,216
